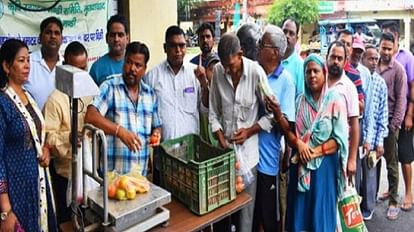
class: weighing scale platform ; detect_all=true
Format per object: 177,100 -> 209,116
87,183 -> 171,231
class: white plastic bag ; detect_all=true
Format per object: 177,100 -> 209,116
233,143 -> 255,193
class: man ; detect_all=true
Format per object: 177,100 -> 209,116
326,41 -> 360,181
85,42 -> 161,176
337,30 -> 365,178
376,32 -> 407,220
382,21 -> 414,211
190,23 -> 215,68
359,44 -> 389,220
209,32 -> 272,232
281,18 -> 304,97
236,23 -> 261,60
144,25 -> 209,141
25,16 -> 63,109
254,25 -> 295,232
44,41 -> 91,230
90,15 -> 129,86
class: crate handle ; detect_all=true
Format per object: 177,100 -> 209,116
211,160 -> 224,168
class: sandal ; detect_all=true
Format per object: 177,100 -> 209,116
386,207 -> 400,220
401,202 -> 413,212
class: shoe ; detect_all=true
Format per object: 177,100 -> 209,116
386,206 -> 400,220
363,210 -> 374,220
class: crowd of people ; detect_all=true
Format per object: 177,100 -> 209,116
0,13 -> 413,232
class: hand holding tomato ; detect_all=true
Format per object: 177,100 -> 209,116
149,130 -> 161,146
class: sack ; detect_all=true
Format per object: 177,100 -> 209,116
337,182 -> 368,232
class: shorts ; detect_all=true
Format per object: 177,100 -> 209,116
398,128 -> 414,164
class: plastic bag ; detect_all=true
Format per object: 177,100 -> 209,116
66,145 -> 83,206
337,181 -> 368,232
66,139 -> 99,207
233,143 -> 254,193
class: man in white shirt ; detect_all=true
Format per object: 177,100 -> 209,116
209,32 -> 272,232
25,16 -> 63,110
144,25 -> 209,140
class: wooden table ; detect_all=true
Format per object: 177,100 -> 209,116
151,192 -> 252,232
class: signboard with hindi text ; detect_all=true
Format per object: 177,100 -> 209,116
0,0 -> 110,66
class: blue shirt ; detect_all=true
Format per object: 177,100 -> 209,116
90,54 -> 124,86
258,66 -> 296,176
361,68 -> 389,148
282,52 -> 304,98
91,76 -> 161,176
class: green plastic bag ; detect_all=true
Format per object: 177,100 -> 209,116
337,183 -> 368,232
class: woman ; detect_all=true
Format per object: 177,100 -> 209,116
0,39 -> 57,231
267,54 -> 349,232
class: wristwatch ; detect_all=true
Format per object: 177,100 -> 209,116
0,210 -> 11,221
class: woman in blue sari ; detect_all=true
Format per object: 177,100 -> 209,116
267,54 -> 349,232
0,39 -> 57,232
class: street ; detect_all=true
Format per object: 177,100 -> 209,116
365,160 -> 414,232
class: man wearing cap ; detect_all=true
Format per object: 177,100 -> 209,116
350,37 -> 375,195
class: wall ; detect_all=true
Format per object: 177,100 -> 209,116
127,0 -> 177,69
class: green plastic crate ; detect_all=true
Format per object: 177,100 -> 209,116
157,134 -> 236,215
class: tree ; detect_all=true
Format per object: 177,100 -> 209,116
177,0 -> 202,22
267,0 -> 319,26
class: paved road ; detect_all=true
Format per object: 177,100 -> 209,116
365,160 -> 414,232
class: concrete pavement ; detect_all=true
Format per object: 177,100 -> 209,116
365,160 -> 414,232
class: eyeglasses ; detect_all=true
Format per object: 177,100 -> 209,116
257,39 -> 278,50
166,42 -> 186,49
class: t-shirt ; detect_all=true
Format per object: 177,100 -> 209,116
258,66 -> 296,176
89,53 -> 123,86
328,73 -> 359,118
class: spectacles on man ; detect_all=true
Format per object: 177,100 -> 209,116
166,42 -> 186,49
257,39 -> 278,50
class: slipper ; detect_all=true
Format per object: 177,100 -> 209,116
386,207 -> 400,220
401,202 -> 413,212
378,192 -> 390,201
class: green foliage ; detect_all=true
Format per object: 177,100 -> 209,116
177,0 -> 201,21
267,0 -> 319,26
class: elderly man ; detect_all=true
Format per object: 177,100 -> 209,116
85,42 -> 161,176
359,44 -> 389,220
281,18 -> 304,97
90,15 -> 129,86
376,32 -> 407,220
236,23 -> 261,60
382,21 -> 414,210
253,25 -> 295,232
209,32 -> 272,232
25,16 -> 63,109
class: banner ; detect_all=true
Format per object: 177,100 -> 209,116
0,0 -> 110,65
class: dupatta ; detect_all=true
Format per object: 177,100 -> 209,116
5,86 -> 54,231
295,54 -> 349,197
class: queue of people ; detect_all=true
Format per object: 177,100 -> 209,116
0,14 -> 413,232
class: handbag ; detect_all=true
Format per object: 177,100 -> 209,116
337,180 -> 368,232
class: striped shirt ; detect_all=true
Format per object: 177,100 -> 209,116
345,62 -> 365,101
91,76 -> 161,176
361,68 -> 389,147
